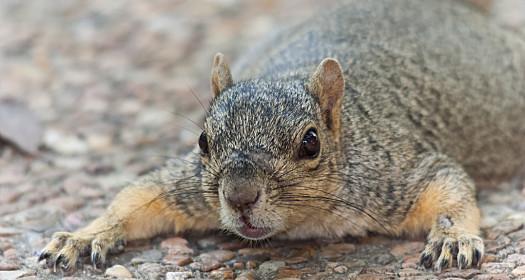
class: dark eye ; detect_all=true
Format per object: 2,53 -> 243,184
199,131 -> 209,154
299,128 -> 320,159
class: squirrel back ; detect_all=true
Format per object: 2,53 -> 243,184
233,0 -> 525,185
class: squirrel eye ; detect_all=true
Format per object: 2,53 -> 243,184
199,131 -> 209,154
299,128 -> 320,159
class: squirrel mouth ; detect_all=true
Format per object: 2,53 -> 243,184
237,215 -> 272,240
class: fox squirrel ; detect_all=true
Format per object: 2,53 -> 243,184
40,0 -> 525,272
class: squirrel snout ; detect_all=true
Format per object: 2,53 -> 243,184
225,188 -> 260,212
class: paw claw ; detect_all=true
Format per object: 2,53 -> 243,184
39,228 -> 125,272
419,252 -> 433,269
38,251 -> 50,262
458,254 -> 466,269
420,233 -> 484,270
91,251 -> 103,269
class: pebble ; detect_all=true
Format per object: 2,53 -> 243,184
209,267 -> 234,279
43,129 -> 89,155
257,260 -> 285,279
198,250 -> 236,271
481,262 -> 516,274
105,264 -> 133,278
233,262 -> 244,269
473,274 -> 511,280
504,253 -> 525,266
165,271 -> 193,280
245,260 -> 257,269
161,237 -> 193,255
0,227 -> 21,237
235,271 -> 256,280
512,265 -> 525,276
276,267 -> 302,279
0,262 -> 21,270
0,270 -> 28,280
137,263 -> 163,280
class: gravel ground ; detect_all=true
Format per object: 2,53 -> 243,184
1,1 -> 525,279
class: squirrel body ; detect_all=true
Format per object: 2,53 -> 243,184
41,0 -> 525,272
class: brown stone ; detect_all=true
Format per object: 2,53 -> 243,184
276,267 -> 302,279
246,261 -> 257,269
160,237 -> 193,255
233,262 -> 244,269
197,250 -> 236,272
210,267 -> 234,279
235,271 -> 256,280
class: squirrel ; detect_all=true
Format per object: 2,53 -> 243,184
39,0 -> 525,273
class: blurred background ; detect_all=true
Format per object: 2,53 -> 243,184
0,0 -> 524,279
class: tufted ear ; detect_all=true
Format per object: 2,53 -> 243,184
210,53 -> 233,97
308,58 -> 345,133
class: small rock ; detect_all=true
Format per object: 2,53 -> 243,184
0,270 -> 28,280
0,227 -> 21,237
505,254 -> 525,266
319,243 -> 356,259
0,262 -> 21,270
481,262 -> 515,274
246,260 -> 257,269
3,248 -> 17,260
137,263 -> 163,280
0,99 -> 42,154
257,260 -> 285,279
276,266 -> 302,279
473,274 -> 511,280
105,264 -> 133,278
161,237 -> 193,255
512,265 -> 525,276
233,262 -> 244,269
210,267 -> 234,279
235,271 -> 256,280
166,271 -> 193,280
198,250 -> 235,272
44,129 -> 88,155
397,268 -> 426,277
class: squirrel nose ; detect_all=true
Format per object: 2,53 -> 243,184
226,189 -> 260,212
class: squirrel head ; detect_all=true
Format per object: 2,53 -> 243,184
199,53 -> 345,240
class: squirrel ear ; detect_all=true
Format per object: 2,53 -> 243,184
308,58 -> 345,132
211,53 -> 233,97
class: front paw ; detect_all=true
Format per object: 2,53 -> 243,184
39,229 -> 125,272
419,233 -> 484,271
